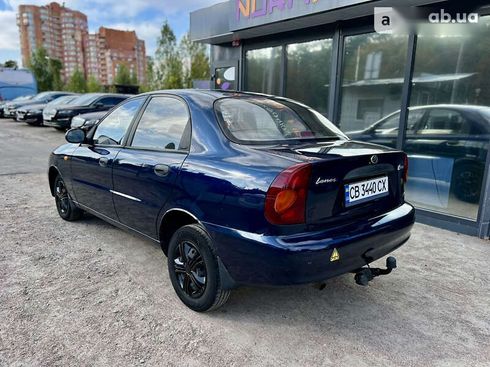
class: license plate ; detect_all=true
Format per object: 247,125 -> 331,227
345,176 -> 389,207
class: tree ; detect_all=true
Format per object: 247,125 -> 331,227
26,47 -> 64,91
180,33 -> 210,88
87,75 -> 102,92
141,56 -> 155,92
48,58 -> 63,90
154,21 -> 183,89
27,47 -> 53,91
115,64 -> 132,85
3,60 -> 18,68
65,69 -> 87,93
130,71 -> 138,86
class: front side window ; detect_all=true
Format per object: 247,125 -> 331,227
215,97 -> 346,144
93,98 -> 144,145
131,96 -> 190,151
416,109 -> 470,135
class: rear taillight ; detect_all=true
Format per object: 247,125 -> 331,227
403,154 -> 409,183
265,163 -> 311,225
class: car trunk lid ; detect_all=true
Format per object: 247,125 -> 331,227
260,140 -> 406,226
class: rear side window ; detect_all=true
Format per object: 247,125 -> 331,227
93,98 -> 144,145
131,96 -> 190,151
215,97 -> 345,144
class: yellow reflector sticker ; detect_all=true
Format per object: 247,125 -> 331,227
330,248 -> 340,262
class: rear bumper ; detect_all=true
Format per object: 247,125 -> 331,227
204,203 -> 415,287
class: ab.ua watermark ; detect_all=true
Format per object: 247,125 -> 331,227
374,7 -> 480,33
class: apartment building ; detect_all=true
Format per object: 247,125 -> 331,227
87,27 -> 146,86
17,2 -> 146,85
17,2 -> 88,81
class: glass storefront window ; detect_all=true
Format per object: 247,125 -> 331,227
340,33 -> 409,146
405,20 -> 490,220
246,46 -> 282,95
286,39 -> 332,115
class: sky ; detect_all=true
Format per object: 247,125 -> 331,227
0,0 -> 219,66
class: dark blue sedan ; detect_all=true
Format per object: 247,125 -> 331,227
48,90 -> 415,311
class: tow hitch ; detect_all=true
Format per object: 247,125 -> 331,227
354,256 -> 397,286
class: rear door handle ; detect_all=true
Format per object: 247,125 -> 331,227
99,157 -> 109,167
154,164 -> 170,177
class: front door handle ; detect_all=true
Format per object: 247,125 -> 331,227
99,157 -> 109,167
154,164 -> 170,177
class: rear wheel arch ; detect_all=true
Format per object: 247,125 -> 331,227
159,209 -> 199,255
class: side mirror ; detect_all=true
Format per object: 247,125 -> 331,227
94,102 -> 104,108
65,128 -> 86,144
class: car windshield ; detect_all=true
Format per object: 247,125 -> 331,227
14,95 -> 33,102
70,94 -> 101,106
215,97 -> 346,144
31,92 -> 52,101
50,95 -> 78,106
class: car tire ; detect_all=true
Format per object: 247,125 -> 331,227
54,175 -> 83,221
452,162 -> 483,204
167,224 -> 231,312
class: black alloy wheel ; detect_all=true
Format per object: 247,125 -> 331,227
173,241 -> 207,298
167,224 -> 231,312
54,175 -> 83,221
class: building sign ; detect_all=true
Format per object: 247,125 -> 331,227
236,0 -> 318,21
230,0 -> 369,31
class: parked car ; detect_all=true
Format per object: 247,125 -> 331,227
0,67 -> 37,102
43,93 -> 129,130
16,94 -> 79,125
3,91 -> 72,118
70,111 -> 107,130
348,105 -> 490,203
48,90 -> 414,312
0,95 -> 33,118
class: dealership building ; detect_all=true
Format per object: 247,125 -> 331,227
190,0 -> 490,238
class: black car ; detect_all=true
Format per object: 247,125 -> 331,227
43,93 -> 129,130
348,104 -> 490,203
3,91 -> 72,118
16,94 -> 79,125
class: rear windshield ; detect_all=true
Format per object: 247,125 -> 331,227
215,97 -> 346,144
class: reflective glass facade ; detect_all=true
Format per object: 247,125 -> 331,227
205,9 -> 490,236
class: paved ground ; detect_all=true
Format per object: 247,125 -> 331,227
0,119 -> 489,367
